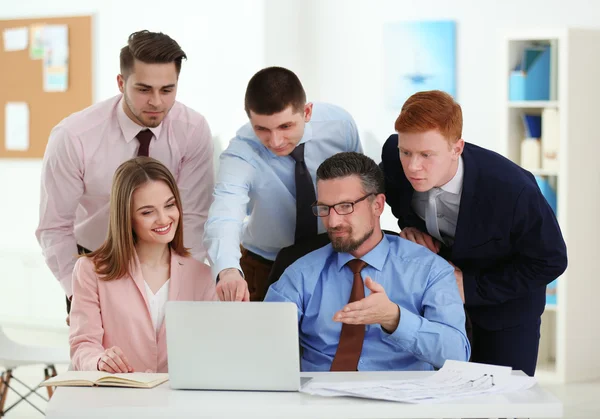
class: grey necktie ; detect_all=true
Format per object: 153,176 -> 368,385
425,188 -> 444,243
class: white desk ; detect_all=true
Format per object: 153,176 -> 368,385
45,371 -> 563,419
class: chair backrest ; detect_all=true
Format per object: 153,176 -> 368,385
267,230 -> 399,285
0,326 -> 19,351
267,233 -> 330,286
0,325 -> 70,369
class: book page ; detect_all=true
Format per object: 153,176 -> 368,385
42,372 -> 169,388
98,373 -> 169,385
42,371 -> 112,386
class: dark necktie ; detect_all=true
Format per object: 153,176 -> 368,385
289,143 -> 317,243
330,259 -> 368,371
136,129 -> 153,157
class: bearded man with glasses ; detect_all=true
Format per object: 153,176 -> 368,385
264,152 -> 470,372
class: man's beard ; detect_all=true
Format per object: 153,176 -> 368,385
328,226 -> 374,253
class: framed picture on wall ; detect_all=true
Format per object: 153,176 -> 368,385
384,20 -> 457,110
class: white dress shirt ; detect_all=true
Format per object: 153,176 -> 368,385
412,156 -> 464,245
144,279 -> 170,334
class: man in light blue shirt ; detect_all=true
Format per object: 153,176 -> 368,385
204,67 -> 362,302
265,152 -> 470,371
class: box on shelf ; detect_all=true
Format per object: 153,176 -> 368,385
520,114 -> 542,170
521,138 -> 541,170
509,44 -> 551,101
542,108 -> 560,172
535,176 -> 557,215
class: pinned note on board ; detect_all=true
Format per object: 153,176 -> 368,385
29,24 -> 45,59
43,24 -> 69,92
3,27 -> 28,51
5,102 -> 30,151
27,23 -> 70,90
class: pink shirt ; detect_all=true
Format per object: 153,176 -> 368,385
36,95 -> 214,296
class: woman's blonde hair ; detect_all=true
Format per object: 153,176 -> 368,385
87,157 -> 189,281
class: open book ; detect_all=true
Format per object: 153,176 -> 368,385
40,371 -> 169,389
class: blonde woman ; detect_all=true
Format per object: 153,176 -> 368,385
69,157 -> 216,374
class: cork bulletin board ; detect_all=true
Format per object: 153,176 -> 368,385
0,15 -> 92,158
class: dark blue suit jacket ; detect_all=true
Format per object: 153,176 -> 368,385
380,134 -> 567,331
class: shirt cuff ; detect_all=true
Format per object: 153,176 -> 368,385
211,258 -> 244,282
381,305 -> 423,352
61,274 -> 73,297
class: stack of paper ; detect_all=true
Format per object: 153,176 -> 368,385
300,360 -> 536,404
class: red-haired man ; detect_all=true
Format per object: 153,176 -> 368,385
380,90 -> 567,376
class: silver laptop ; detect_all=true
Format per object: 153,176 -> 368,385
165,301 -> 301,391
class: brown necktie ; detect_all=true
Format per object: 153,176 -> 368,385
330,259 -> 368,371
136,129 -> 153,157
289,143 -> 317,243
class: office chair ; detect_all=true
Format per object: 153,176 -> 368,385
0,326 -> 69,416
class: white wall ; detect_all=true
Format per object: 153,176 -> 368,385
3,0 -> 600,329
303,0 -> 600,156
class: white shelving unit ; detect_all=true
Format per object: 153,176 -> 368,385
507,100 -> 559,109
500,28 -> 600,384
529,168 -> 560,177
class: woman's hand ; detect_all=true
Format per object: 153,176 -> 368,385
97,346 -> 134,373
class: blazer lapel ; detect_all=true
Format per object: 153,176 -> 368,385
158,252 -> 184,339
129,251 -> 157,336
168,251 -> 184,302
130,250 -> 151,309
452,145 -> 479,259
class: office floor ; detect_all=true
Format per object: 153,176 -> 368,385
1,328 -> 599,418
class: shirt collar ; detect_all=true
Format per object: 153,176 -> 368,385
336,233 -> 389,273
116,95 -> 163,143
298,122 -> 313,146
440,156 -> 464,195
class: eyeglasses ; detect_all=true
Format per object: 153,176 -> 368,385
312,193 -> 375,217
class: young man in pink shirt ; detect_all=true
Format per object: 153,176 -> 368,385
36,30 -> 214,320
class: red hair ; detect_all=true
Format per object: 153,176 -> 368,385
395,90 -> 463,143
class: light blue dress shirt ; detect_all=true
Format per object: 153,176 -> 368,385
264,234 -> 471,372
204,102 -> 362,279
